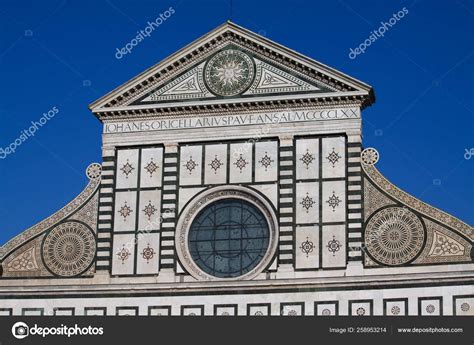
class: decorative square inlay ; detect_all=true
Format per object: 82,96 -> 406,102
299,237 -> 315,258
300,193 -> 316,213
120,160 -> 134,178
233,154 -> 248,172
326,147 -> 341,167
258,152 -> 274,171
141,243 -> 156,263
209,155 -> 224,173
142,201 -> 157,221
116,245 -> 131,264
118,201 -> 133,221
326,191 -> 341,211
326,236 -> 342,256
300,149 -> 315,169
183,156 -> 199,174
144,158 -> 159,177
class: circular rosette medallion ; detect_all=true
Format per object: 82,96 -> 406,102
42,221 -> 96,277
204,49 -> 255,96
365,207 -> 425,266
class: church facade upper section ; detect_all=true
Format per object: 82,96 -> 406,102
0,22 -> 472,316
89,22 -> 374,118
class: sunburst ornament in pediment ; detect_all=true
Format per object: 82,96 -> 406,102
204,49 -> 255,96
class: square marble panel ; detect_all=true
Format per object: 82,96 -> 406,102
295,182 -> 319,224
214,305 -> 237,316
181,306 -> 204,316
349,301 -> 372,316
178,187 -> 205,212
322,136 -> 345,178
229,143 -> 252,183
0,308 -> 12,316
180,145 -> 202,186
248,304 -> 271,316
137,190 -> 161,231
116,149 -> 139,189
255,141 -> 278,182
53,308 -> 75,316
454,296 -> 474,316
251,183 -> 278,208
140,147 -> 163,188
384,299 -> 407,316
295,226 -> 319,269
22,308 -> 43,316
204,144 -> 227,184
116,307 -> 138,316
148,306 -> 171,316
322,180 -> 345,222
112,234 -> 135,275
136,232 -> 160,275
295,138 -> 319,180
315,302 -> 338,316
281,303 -> 304,316
419,298 -> 442,316
84,307 -> 107,316
322,225 -> 346,268
114,191 -> 137,232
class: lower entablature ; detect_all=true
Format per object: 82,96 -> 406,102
0,284 -> 472,316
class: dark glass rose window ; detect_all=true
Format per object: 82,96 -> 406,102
188,198 -> 270,278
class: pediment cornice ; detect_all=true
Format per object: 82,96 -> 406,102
89,22 -> 374,121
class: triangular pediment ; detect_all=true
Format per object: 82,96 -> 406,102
136,45 -> 331,105
141,62 -> 212,102
89,22 -> 374,119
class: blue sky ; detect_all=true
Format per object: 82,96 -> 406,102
0,0 -> 472,244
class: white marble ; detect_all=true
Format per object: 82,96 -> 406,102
116,149 -> 139,188
204,144 -> 227,184
295,182 -> 319,224
295,138 -> 319,180
315,302 -> 337,316
140,147 -> 163,187
322,225 -> 346,268
137,190 -> 161,231
114,191 -> 137,232
322,180 -> 346,222
111,234 -> 135,275
179,145 -> 202,186
255,140 -> 278,182
295,226 -> 319,269
136,232 -> 160,275
229,143 -> 252,183
250,183 -> 278,208
178,187 -> 206,212
322,136 -> 345,178
420,298 -> 441,316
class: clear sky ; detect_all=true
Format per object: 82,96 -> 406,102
0,0 -> 472,244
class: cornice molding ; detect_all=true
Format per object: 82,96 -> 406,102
89,22 -> 374,120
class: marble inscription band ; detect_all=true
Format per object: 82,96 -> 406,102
103,108 -> 360,134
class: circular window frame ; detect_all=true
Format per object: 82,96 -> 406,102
176,186 -> 278,281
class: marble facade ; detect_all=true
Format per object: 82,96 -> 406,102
0,22 -> 472,316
